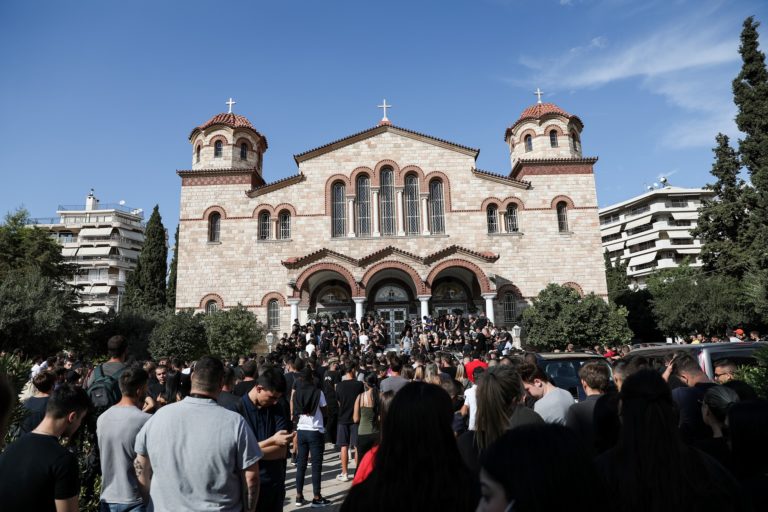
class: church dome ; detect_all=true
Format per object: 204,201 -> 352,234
505,102 -> 583,141
198,112 -> 255,131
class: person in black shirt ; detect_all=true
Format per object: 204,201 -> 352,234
335,362 -> 365,481
234,360 -> 258,396
20,371 -> 55,435
0,384 -> 90,512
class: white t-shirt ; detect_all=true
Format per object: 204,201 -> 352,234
359,334 -> 369,349
297,391 -> 327,433
306,342 -> 316,356
464,386 -> 478,430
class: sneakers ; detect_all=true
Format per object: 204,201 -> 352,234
335,473 -> 350,482
311,497 -> 332,507
295,496 -> 307,507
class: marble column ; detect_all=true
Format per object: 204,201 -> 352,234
287,298 -> 300,324
420,194 -> 431,235
482,293 -> 497,325
418,295 -> 431,320
347,197 -> 356,237
395,188 -> 405,236
353,297 -> 366,323
371,189 -> 380,237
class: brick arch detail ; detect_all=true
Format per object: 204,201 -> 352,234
518,128 -> 537,145
274,203 -> 297,216
373,160 -> 400,186
562,281 -> 584,297
252,204 -> 275,218
500,196 -> 525,210
550,195 -> 575,209
543,124 -> 565,137
425,171 -> 453,212
207,134 -> 230,147
349,167 -> 374,196
202,205 -> 227,220
324,174 -> 352,215
293,262 -> 360,298
398,165 -> 427,190
200,293 -> 224,309
260,291 -> 287,307
425,258 -> 492,294
481,197 -> 504,211
497,283 -> 523,298
360,260 -> 427,295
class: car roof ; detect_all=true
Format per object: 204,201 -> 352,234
629,341 -> 767,357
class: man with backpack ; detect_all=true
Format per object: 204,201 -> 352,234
87,335 -> 129,409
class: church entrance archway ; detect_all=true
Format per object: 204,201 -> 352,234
425,261 -> 489,316
371,283 -> 411,345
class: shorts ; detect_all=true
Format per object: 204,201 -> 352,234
336,423 -> 358,448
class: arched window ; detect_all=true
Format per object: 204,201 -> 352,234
524,134 -> 533,152
205,300 -> 219,314
572,132 -> 581,153
503,293 -> 517,323
549,130 -> 558,148
267,299 -> 280,329
429,179 -> 445,234
278,211 -> 290,240
356,175 -> 371,236
379,167 -> 395,236
240,143 -> 248,160
258,212 -> 270,240
505,204 -> 519,233
557,201 -> 569,232
208,212 -> 221,242
214,140 -> 223,158
331,182 -> 346,237
196,145 -> 201,163
487,205 -> 499,234
404,175 -> 420,235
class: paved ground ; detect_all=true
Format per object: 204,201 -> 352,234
283,443 -> 353,511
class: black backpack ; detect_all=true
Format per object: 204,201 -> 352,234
87,364 -> 124,409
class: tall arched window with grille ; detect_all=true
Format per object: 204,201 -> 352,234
487,205 -> 498,234
505,204 -> 519,233
404,175 -> 420,235
205,300 -> 219,314
549,130 -> 558,148
331,182 -> 346,237
356,175 -> 371,236
429,179 -> 445,234
258,212 -> 270,240
214,140 -> 223,158
240,143 -> 248,160
208,212 -> 221,242
267,299 -> 280,329
524,134 -> 533,152
278,211 -> 290,240
503,293 -> 517,323
557,201 -> 569,232
196,145 -> 201,163
379,167 -> 395,235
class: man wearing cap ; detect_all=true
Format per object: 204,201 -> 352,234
729,329 -> 746,343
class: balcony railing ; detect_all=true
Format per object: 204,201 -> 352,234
28,217 -> 63,225
58,203 -> 144,217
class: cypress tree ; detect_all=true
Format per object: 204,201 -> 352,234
124,205 -> 167,310
733,17 -> 768,269
604,251 -> 629,304
692,134 -> 748,276
166,225 -> 179,309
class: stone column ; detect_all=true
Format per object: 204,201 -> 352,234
420,194 -> 430,235
482,293 -> 497,325
353,297 -> 366,323
272,218 -> 279,239
287,298 -> 300,324
395,188 -> 406,236
418,295 -> 431,320
371,189 -> 380,237
347,197 -> 356,237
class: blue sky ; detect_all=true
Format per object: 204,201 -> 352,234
1,0 -> 766,237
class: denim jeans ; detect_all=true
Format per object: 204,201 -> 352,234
99,502 -> 146,512
295,429 -> 325,497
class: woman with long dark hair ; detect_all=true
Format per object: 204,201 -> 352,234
596,370 -> 744,512
342,381 -> 476,511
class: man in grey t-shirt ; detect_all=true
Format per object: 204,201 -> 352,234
97,367 -> 151,511
380,356 -> 408,394
520,362 -> 575,426
134,356 -> 262,512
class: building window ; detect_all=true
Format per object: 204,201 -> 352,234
572,132 -> 581,153
196,145 -> 201,163
356,175 -> 371,236
208,212 -> 221,242
487,205 -> 499,234
258,212 -> 270,240
380,167 -> 395,236
332,182 -> 346,237
549,130 -> 558,148
404,175 -> 420,235
505,204 -> 519,233
503,293 -> 517,323
268,299 -> 280,329
557,202 -> 569,232
279,211 -> 290,240
524,134 -> 533,152
205,300 -> 219,314
240,143 -> 248,160
214,140 -> 223,158
429,179 -> 445,234
667,198 -> 689,208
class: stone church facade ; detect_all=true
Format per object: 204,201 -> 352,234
175,101 -> 607,339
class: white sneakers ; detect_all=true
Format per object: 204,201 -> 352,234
335,473 -> 350,482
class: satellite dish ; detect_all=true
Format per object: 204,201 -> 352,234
118,200 -> 126,206
660,176 -> 668,184
653,182 -> 659,188
647,185 -> 654,191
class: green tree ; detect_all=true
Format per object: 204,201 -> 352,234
604,251 -> 629,303
0,209 -> 73,282
203,304 -> 264,359
614,288 -> 665,342
148,310 -> 207,361
522,284 -> 632,351
693,134 -> 749,277
124,205 -> 167,311
166,225 -> 179,309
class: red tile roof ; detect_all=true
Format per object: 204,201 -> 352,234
189,113 -> 267,146
505,103 -> 583,140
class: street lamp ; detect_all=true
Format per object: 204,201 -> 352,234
512,324 -> 522,350
266,332 -> 274,353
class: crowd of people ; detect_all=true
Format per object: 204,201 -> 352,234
0,312 -> 766,511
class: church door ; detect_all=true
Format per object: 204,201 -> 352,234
378,307 -> 407,346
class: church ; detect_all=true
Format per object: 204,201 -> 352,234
174,97 -> 607,341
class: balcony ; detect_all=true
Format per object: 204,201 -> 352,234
58,203 -> 144,218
